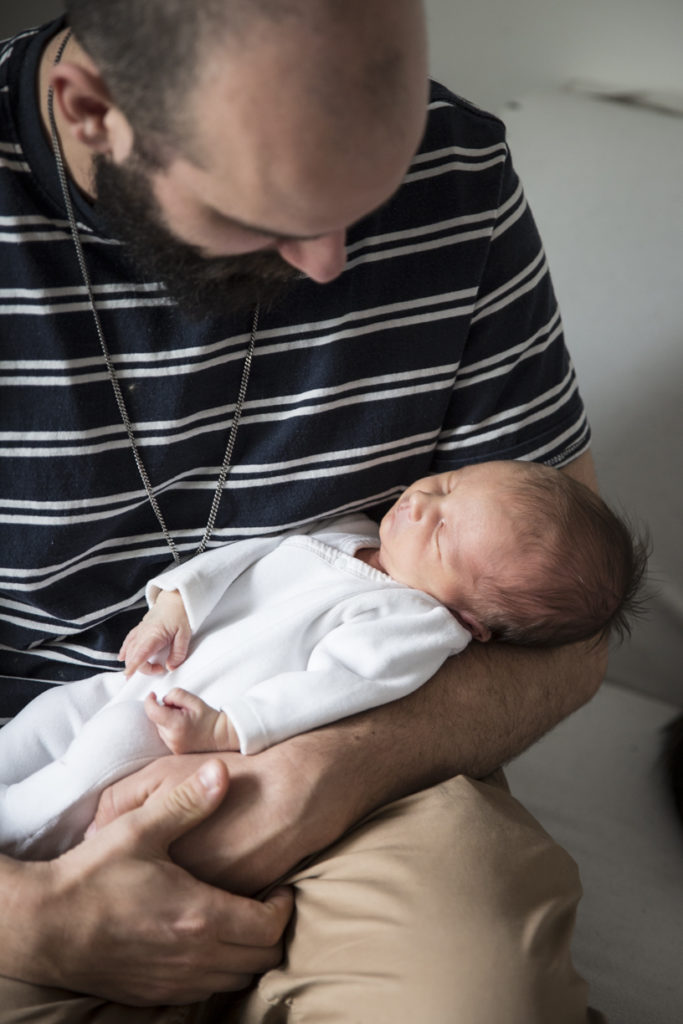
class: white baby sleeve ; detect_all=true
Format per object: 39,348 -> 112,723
145,534 -> 285,633
223,589 -> 471,754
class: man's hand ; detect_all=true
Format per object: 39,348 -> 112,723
1,759 -> 293,1006
92,735 -> 354,896
119,589 -> 191,677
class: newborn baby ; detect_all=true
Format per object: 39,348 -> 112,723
0,460 -> 647,858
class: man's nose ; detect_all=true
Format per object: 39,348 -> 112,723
277,231 -> 347,283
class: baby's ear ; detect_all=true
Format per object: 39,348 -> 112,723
451,609 -> 492,643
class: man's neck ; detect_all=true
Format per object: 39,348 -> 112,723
38,28 -> 96,199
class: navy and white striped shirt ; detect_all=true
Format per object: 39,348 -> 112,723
0,20 -> 589,714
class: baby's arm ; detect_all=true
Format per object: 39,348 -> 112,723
144,688 -> 240,754
118,590 -> 192,678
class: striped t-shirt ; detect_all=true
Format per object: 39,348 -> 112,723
0,19 -> 590,715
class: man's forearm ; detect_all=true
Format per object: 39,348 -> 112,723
102,631 -> 606,896
299,633 -> 607,822
363,633 -> 601,777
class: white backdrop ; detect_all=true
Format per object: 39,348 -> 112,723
3,2 -> 682,115
425,0 -> 683,109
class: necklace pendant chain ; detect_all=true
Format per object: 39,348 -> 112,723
49,31 -> 257,565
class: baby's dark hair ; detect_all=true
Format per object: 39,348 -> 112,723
474,462 -> 649,647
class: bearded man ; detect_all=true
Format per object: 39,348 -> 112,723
0,2 -> 605,1021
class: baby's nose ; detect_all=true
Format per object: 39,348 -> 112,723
408,491 -> 428,520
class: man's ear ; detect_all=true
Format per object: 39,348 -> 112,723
50,62 -> 133,162
452,609 -> 492,643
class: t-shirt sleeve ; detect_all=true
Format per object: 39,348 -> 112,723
431,138 -> 590,472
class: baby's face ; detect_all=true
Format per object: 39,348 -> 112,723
378,463 -> 520,619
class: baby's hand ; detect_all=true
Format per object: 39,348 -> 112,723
118,590 -> 191,678
144,687 -> 239,754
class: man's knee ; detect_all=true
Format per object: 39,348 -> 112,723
255,775 -> 594,1023
0,974 -> 206,1024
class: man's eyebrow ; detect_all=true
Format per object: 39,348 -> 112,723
209,208 -> 324,242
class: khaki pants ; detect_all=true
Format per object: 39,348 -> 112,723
0,774 -> 606,1024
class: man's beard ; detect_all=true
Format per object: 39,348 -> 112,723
93,155 -> 299,319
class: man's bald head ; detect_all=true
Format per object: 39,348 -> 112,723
57,1 -> 428,309
65,0 -> 428,164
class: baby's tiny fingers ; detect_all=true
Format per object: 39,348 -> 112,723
136,662 -> 166,677
144,690 -> 169,723
166,632 -> 191,670
163,687 -> 205,714
118,630 -> 137,661
124,650 -> 153,678
144,692 -> 186,750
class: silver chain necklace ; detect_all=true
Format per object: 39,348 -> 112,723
48,31 -> 257,565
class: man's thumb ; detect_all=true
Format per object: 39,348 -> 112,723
135,759 -> 229,852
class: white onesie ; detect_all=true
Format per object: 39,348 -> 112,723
0,514 -> 470,858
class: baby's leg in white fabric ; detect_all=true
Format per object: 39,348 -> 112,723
0,671 -> 127,784
0,699 -> 170,860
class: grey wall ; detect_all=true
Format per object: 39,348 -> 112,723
5,2 -> 682,117
425,0 -> 683,111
